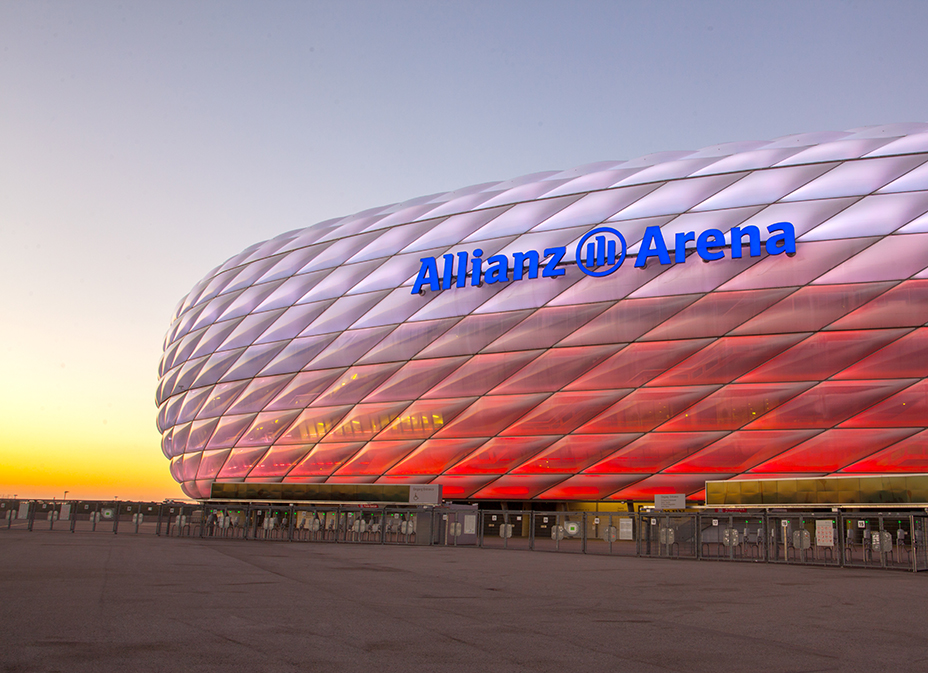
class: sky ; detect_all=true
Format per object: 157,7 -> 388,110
2,0 -> 927,501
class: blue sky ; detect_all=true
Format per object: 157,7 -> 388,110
2,0 -> 927,498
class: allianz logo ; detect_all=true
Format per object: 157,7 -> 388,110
411,222 -> 796,294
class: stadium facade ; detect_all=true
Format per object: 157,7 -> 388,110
157,124 -> 928,504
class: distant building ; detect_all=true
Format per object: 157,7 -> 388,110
157,124 -> 928,505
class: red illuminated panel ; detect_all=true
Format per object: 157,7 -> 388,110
577,386 -> 718,433
445,436 -> 557,474
265,368 -> 346,411
584,432 -> 727,473
283,476 -> 328,483
277,406 -> 352,444
236,410 -> 301,447
482,303 -> 612,352
312,363 -> 404,406
287,443 -> 364,476
748,380 -> 915,429
362,358 -> 468,402
559,295 -> 699,346
511,434 -> 641,473
749,428 -> 918,473
826,280 -> 928,330
609,474 -> 731,499
430,475 -> 497,498
322,402 -> 411,442
841,429 -> 928,472
196,448 -> 232,479
333,441 -> 421,476
731,282 -> 893,335
840,379 -> 928,427
217,446 -> 270,478
374,475 -> 435,484
248,445 -> 314,478
739,330 -> 907,383
661,383 -> 815,431
415,311 -> 532,358
205,414 -> 253,449
649,334 -> 805,386
322,476 -> 377,483
535,475 -> 642,500
489,345 -> 620,395
422,351 -> 540,398
641,288 -> 793,341
435,394 -> 549,438
662,430 -> 819,473
375,397 -> 476,440
357,318 -> 459,364
565,340 -> 711,390
470,475 -> 567,500
834,328 -> 928,379
187,417 -> 221,452
387,438 -> 487,475
500,390 -> 631,436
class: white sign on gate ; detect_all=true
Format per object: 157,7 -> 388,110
654,494 -> 685,511
815,519 -> 835,547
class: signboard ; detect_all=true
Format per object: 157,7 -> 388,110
654,494 -> 686,511
408,485 -> 441,505
619,518 -> 634,540
815,519 -> 835,547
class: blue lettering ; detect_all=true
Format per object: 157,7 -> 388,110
674,231 -> 695,263
766,222 -> 796,255
484,255 -> 510,284
730,225 -> 761,259
696,228 -> 725,261
411,257 -> 440,294
635,226 -> 671,267
542,247 -> 566,277
513,250 -> 539,280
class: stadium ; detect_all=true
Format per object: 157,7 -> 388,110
157,124 -> 928,506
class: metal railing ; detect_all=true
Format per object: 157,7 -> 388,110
4,499 -> 926,572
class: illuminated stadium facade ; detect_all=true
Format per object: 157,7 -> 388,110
157,124 -> 928,504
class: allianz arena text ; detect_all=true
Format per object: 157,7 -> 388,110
158,124 -> 928,502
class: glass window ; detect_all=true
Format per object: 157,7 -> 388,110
191,291 -> 241,332
295,261 -> 381,305
180,452 -> 202,482
835,328 -> 928,380
333,441 -> 421,476
878,160 -> 928,194
195,449 -> 231,480
470,475 -> 567,500
387,438 -> 487,475
347,219 -> 441,263
814,233 -> 928,284
612,158 -> 720,184
566,339 -> 711,390
782,155 -> 926,200
348,249 -> 447,295
255,270 -> 329,312
322,402 -> 412,442
609,174 -> 745,221
312,363 -> 404,406
803,192 -> 928,242
664,430 -> 820,473
299,292 -> 391,337
500,390 -> 631,436
286,443 -> 364,476
165,422 -> 191,458
471,266 -> 583,314
175,386 -> 213,425
631,247 -> 763,298
196,380 -> 250,419
189,320 -> 241,361
217,446 -> 277,478
276,406 -> 352,444
445,436 -> 557,474
535,475 -> 642,501
584,433 -> 728,473
298,231 -> 384,274
429,476 -> 497,499
350,287 -> 438,330
577,386 -> 719,433
265,368 -> 347,411
407,278 -> 508,322
749,380 -> 915,429
840,379 -> 928,428
358,319 -> 459,364
531,185 -> 661,231
247,445 -> 314,478
463,195 -> 582,241
416,311 -> 532,358
363,358 -> 468,403
304,326 -> 394,370
661,382 -> 816,431
254,302 -> 333,345
216,310 -> 286,352
826,280 -> 928,330
482,303 -> 611,352
186,417 -> 221,453
224,375 -> 295,415
641,288 -> 793,341
775,138 -> 894,165
692,164 -> 836,211
423,351 -> 541,398
750,428 -> 920,473
174,356 -> 210,395
490,346 -> 620,394
608,474 -> 729,500
259,334 -> 337,376
401,206 -> 511,252
476,180 -> 567,209
841,429 -> 928,472
220,343 -> 287,382
542,168 -> 643,197
732,282 -> 893,335
435,394 -> 549,438
742,329 -> 907,383
375,398 -> 477,440
559,295 -> 699,346
649,334 -> 806,386
511,434 -> 640,473
222,255 -> 285,295
216,281 -> 285,323
204,414 -> 256,449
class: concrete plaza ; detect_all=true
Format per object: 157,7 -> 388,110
1,530 -> 926,672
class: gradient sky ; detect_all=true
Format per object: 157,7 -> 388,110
2,1 -> 927,501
